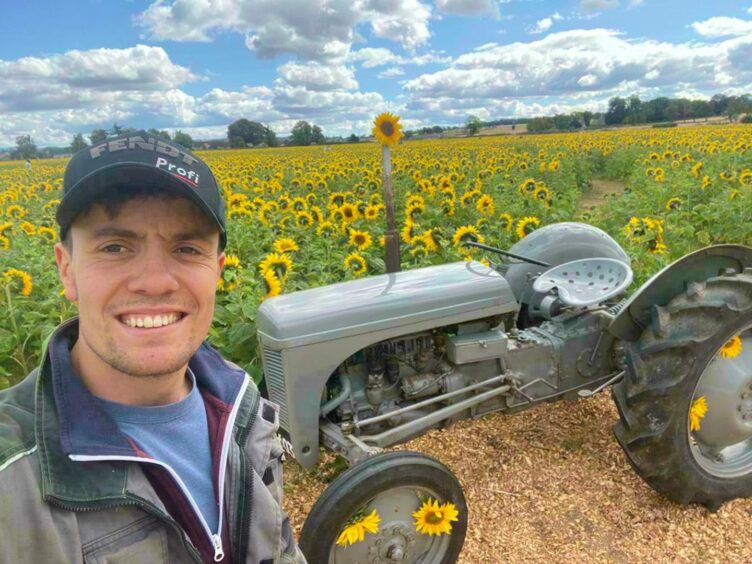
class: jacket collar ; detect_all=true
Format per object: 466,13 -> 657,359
35,317 -> 247,505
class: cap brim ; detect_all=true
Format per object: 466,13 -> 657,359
57,162 -> 226,247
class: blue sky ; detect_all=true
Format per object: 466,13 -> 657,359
1,0 -> 751,146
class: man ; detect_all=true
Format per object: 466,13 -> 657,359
0,132 -> 306,563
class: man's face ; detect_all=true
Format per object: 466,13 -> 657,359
55,196 -> 225,380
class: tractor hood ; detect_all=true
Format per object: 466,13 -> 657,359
257,261 -> 516,349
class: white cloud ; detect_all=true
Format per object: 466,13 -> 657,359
748,6 -> 752,15
276,61 -> 358,91
435,0 -> 500,18
691,17 -> 752,38
403,28 -> 752,123
530,17 -> 553,34
0,45 -> 199,113
579,0 -> 619,11
136,0 -> 433,60
628,0 -> 644,7
347,47 -> 450,68
529,12 -> 562,34
378,67 -> 405,78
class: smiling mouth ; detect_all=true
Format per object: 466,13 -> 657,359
120,312 -> 185,328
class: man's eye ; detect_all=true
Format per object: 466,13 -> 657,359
178,246 -> 201,255
102,244 -> 127,253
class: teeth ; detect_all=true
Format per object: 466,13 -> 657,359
122,313 -> 180,328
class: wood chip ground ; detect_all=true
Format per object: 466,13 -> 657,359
282,393 -> 752,562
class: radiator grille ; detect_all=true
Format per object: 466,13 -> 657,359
262,346 -> 290,430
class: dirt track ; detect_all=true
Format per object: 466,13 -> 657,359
282,392 -> 752,563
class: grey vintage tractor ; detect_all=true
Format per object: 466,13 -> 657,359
256,222 -> 752,563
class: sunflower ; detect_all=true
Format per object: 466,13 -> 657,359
20,222 -> 36,236
533,186 -> 551,207
335,509 -> 381,547
518,178 -> 536,196
316,221 -> 336,236
295,211 -> 314,228
340,203 -> 359,223
348,229 -> 373,251
218,254 -> 243,292
499,213 -> 513,232
0,235 -> 9,250
739,170 -> 752,186
689,396 -> 708,432
273,238 -> 299,254
406,202 -> 425,221
548,159 -> 560,172
515,216 -> 541,240
364,205 -> 381,220
691,162 -> 703,178
665,197 -> 682,211
372,112 -> 404,146
262,270 -> 282,300
344,252 -> 367,277
476,194 -> 495,217
413,499 -> 459,537
452,225 -> 484,248
720,335 -> 743,359
259,252 -> 293,283
401,221 -> 417,244
2,268 -> 33,296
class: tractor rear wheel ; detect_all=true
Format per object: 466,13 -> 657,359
299,451 -> 467,563
613,271 -> 752,510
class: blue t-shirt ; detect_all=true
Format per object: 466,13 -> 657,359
94,370 -> 219,532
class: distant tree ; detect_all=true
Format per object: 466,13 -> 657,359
111,123 -> 124,137
147,128 -> 171,140
527,117 -> 555,133
690,99 -> 712,121
264,126 -> 278,147
291,120 -> 313,146
12,135 -> 38,160
624,95 -> 644,124
581,111 -> 593,127
70,133 -> 88,153
311,124 -> 325,144
173,130 -> 194,150
227,119 -> 268,146
90,129 -> 108,144
552,114 -> 571,130
348,133 -> 359,143
466,115 -> 482,135
727,96 -> 752,122
605,97 -> 627,125
229,136 -> 247,148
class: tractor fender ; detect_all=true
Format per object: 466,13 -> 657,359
608,244 -> 752,342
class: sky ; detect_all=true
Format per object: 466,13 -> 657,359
1,0 -> 751,147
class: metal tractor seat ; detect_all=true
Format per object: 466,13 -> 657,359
533,258 -> 633,307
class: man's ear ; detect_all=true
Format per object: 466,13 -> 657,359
217,251 -> 226,277
55,242 -> 78,302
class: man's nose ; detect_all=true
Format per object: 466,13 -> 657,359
126,248 -> 180,294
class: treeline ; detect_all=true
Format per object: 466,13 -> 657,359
225,118 -> 359,148
526,93 -> 752,133
9,125 -> 195,160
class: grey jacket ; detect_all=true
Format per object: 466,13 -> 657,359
0,319 -> 307,563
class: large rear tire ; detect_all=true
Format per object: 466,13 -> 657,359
613,271 -> 752,510
300,451 -> 467,563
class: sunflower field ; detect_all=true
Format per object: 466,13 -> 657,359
1,124 -> 751,388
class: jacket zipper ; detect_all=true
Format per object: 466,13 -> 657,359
70,375 -> 251,562
233,390 -> 260,562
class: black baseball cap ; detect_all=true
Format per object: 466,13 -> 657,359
57,131 -> 226,249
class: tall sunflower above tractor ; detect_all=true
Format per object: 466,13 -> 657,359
256,222 -> 752,563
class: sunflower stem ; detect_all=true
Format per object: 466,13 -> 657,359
381,144 -> 401,273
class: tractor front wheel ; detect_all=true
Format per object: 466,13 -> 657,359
299,451 -> 467,563
613,271 -> 752,510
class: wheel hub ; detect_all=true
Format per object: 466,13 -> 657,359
695,357 -> 752,448
368,525 -> 418,563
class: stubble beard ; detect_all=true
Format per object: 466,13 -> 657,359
83,324 -> 198,379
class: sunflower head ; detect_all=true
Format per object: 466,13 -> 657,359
413,499 -> 459,537
372,112 -> 404,146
